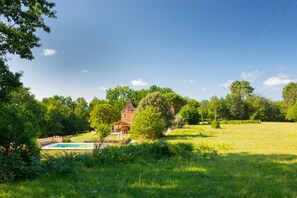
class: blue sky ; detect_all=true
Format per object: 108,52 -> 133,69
8,0 -> 297,102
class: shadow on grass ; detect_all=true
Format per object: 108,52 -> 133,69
1,153 -> 297,197
165,133 -> 214,140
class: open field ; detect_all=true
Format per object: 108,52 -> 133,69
69,132 -> 131,143
1,122 -> 297,197
167,122 -> 297,155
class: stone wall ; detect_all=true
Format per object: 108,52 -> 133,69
37,136 -> 62,148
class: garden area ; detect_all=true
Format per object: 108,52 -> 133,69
1,122 -> 297,197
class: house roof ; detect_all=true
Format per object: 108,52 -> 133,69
110,120 -> 131,126
121,100 -> 137,113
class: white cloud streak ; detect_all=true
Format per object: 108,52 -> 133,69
219,80 -> 233,88
100,86 -> 108,90
241,70 -> 264,81
131,79 -> 147,86
41,49 -> 57,56
82,69 -> 90,73
263,74 -> 295,87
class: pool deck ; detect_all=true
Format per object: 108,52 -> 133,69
42,143 -> 95,150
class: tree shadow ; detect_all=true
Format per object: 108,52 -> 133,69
165,133 -> 215,140
2,153 -> 297,197
125,153 -> 297,197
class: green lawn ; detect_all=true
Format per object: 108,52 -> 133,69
69,132 -> 130,143
1,122 -> 297,197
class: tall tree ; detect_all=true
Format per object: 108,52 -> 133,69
137,92 -> 173,127
89,104 -> 119,128
208,96 -> 219,120
230,80 -> 254,99
225,94 -> 247,120
89,97 -> 107,112
0,0 -> 56,59
286,100 -> 297,121
163,92 -> 187,114
0,60 -> 22,102
198,100 -> 209,123
74,97 -> 89,132
106,86 -> 132,113
130,106 -> 166,139
178,104 -> 200,125
282,82 -> 297,106
148,85 -> 173,94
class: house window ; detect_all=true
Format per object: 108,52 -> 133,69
124,114 -> 126,118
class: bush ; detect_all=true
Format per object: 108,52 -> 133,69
62,137 -> 71,143
137,92 -> 174,127
42,153 -> 83,176
219,120 -> 260,124
92,140 -> 194,164
130,106 -> 166,139
178,104 -> 200,125
172,115 -> 185,129
211,120 -> 220,129
0,151 -> 42,183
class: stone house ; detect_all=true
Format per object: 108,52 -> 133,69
111,100 -> 137,133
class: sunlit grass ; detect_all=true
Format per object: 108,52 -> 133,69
167,122 -> 297,154
2,122 -> 297,197
70,132 -> 130,143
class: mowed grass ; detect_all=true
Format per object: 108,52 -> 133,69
1,122 -> 297,197
70,132 -> 130,143
167,122 -> 297,155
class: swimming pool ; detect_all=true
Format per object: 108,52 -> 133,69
43,143 -> 94,150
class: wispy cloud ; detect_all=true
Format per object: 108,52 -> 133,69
201,87 -> 207,91
185,79 -> 196,84
41,49 -> 57,56
100,86 -> 108,90
82,69 -> 90,73
131,79 -> 147,86
219,80 -> 233,88
241,70 -> 264,81
263,74 -> 295,88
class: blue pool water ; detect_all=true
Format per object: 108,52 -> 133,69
44,143 -> 94,149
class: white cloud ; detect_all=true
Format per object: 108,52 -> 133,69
186,79 -> 195,84
41,49 -> 57,56
263,74 -> 295,87
241,70 -> 264,81
100,86 -> 108,90
82,69 -> 90,73
219,80 -> 233,88
201,87 -> 207,91
131,79 -> 147,86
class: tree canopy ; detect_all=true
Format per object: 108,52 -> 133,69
230,80 -> 254,98
282,82 -> 297,106
138,92 -> 174,127
0,0 -> 56,60
130,106 -> 166,139
89,104 -> 119,128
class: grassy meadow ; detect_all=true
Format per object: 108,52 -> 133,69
1,122 -> 297,197
69,132 -> 130,143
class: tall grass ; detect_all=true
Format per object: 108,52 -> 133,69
1,122 -> 297,197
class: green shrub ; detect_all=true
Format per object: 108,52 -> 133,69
211,120 -> 220,129
178,104 -> 200,125
62,137 -> 71,143
92,140 -> 194,164
0,151 -> 42,183
42,153 -> 82,176
172,115 -> 185,129
130,106 -> 166,139
220,120 -> 260,124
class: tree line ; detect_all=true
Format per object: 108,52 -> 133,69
3,80 -> 295,139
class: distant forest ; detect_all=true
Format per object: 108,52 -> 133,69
5,80 -> 297,137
